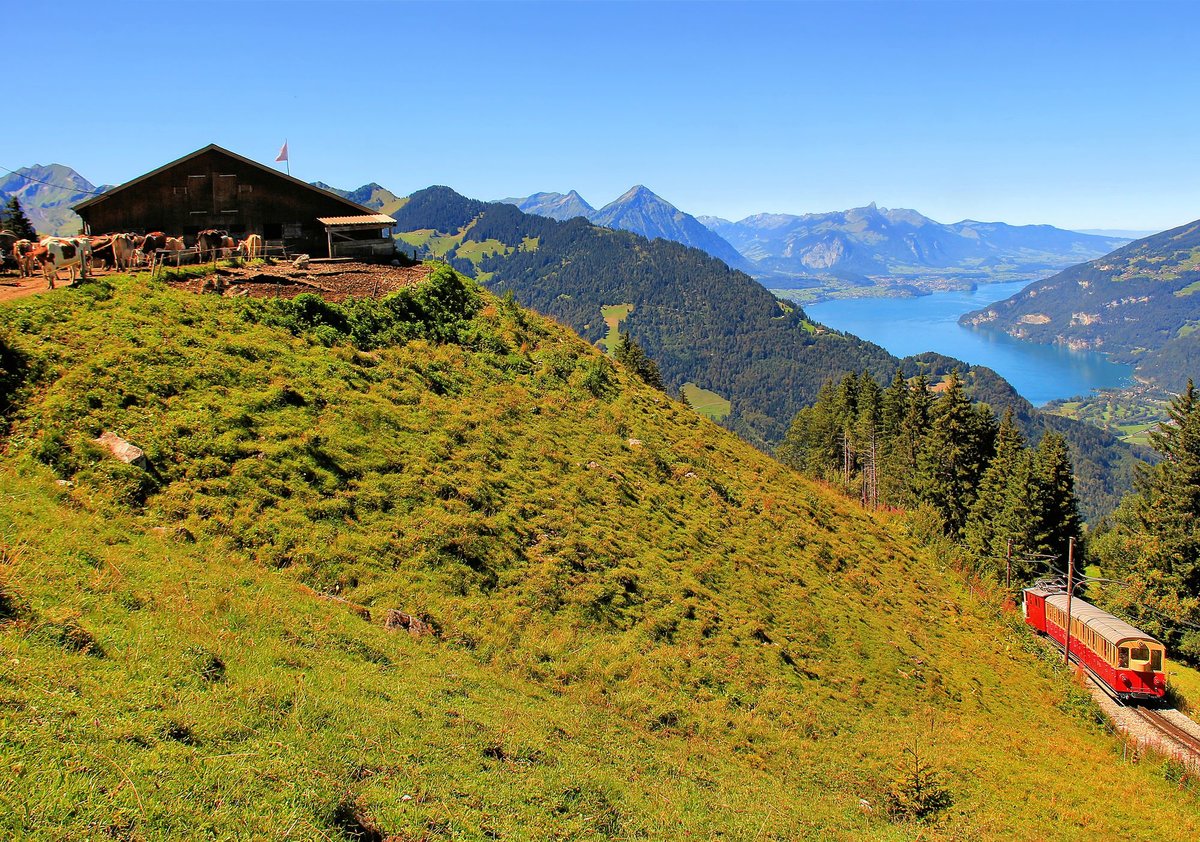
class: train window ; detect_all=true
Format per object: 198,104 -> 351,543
1151,650 -> 1162,671
1118,648 -> 1129,668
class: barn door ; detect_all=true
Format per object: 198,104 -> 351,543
188,175 -> 209,212
215,175 -> 237,213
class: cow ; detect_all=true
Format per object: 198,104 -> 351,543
37,237 -> 91,288
164,236 -> 185,266
244,233 -> 262,260
111,233 -> 138,271
196,229 -> 229,262
220,235 -> 235,257
11,240 -> 37,278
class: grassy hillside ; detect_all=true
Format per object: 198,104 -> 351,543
392,186 -> 899,446
0,270 -> 1196,839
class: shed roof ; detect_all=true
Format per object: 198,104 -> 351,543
73,144 -> 375,216
317,214 -> 396,227
1044,593 -> 1161,647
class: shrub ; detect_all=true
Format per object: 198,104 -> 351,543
884,741 -> 953,822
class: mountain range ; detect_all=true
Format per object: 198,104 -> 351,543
701,204 -> 1133,296
961,217 -> 1200,391
500,186 -> 750,270
0,164 -> 111,236
499,189 -> 595,221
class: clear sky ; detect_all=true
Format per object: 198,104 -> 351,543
6,1 -> 1197,230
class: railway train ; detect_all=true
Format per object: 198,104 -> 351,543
1023,584 -> 1167,701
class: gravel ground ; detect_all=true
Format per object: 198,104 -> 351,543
163,260 -> 433,302
1086,673 -> 1200,770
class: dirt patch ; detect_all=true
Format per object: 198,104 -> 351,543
0,276 -> 53,304
164,260 -> 433,303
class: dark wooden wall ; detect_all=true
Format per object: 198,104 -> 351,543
77,149 -> 374,256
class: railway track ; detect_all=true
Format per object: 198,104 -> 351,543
1046,634 -> 1200,765
1125,705 -> 1200,758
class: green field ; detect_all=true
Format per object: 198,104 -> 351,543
599,302 -> 633,353
1044,389 -> 1169,445
681,383 -> 731,421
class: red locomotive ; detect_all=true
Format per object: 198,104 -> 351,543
1023,584 -> 1167,701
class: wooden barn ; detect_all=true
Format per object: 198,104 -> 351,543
73,144 -> 396,258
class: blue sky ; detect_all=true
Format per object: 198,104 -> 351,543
7,1 -> 1198,230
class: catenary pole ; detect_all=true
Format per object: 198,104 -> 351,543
1063,537 -> 1075,666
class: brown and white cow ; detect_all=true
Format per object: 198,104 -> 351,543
37,237 -> 92,288
111,233 -> 138,271
196,229 -> 229,262
164,236 -> 185,266
243,233 -> 262,260
11,239 -> 37,278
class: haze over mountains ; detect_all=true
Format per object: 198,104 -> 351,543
702,204 -> 1133,296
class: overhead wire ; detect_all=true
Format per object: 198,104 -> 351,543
0,165 -> 105,195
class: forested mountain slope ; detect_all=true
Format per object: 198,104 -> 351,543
962,218 -> 1200,391
0,270 -> 1195,839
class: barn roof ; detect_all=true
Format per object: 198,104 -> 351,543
1044,593 -> 1161,647
317,214 -> 397,227
73,144 -> 376,216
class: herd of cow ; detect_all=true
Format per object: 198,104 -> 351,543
0,229 -> 264,288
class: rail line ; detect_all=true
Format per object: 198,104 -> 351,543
1045,633 -> 1200,764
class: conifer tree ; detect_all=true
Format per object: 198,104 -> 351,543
964,408 -> 1026,564
1094,380 -> 1200,659
614,331 -> 663,390
0,197 -> 37,241
1030,431 -> 1082,557
914,371 -> 996,537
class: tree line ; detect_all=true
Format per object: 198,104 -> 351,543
778,369 -> 1082,573
1092,381 -> 1200,661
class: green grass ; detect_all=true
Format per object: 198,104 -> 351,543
599,303 -> 633,354
681,383 -> 731,421
454,238 -> 513,266
0,271 -> 1197,838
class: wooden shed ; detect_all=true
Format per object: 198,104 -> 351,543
73,144 -> 393,258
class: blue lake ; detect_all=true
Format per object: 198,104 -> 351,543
794,281 -> 1134,407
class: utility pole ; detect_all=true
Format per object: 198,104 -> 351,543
1063,537 -> 1075,666
1005,539 -> 1012,592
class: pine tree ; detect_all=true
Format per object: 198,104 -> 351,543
964,408 -> 1026,565
0,197 -> 37,240
1030,431 -> 1082,558
882,374 -> 932,508
914,371 -> 996,537
614,331 -> 663,391
1094,380 -> 1200,659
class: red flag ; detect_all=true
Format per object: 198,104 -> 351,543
275,141 -> 289,162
